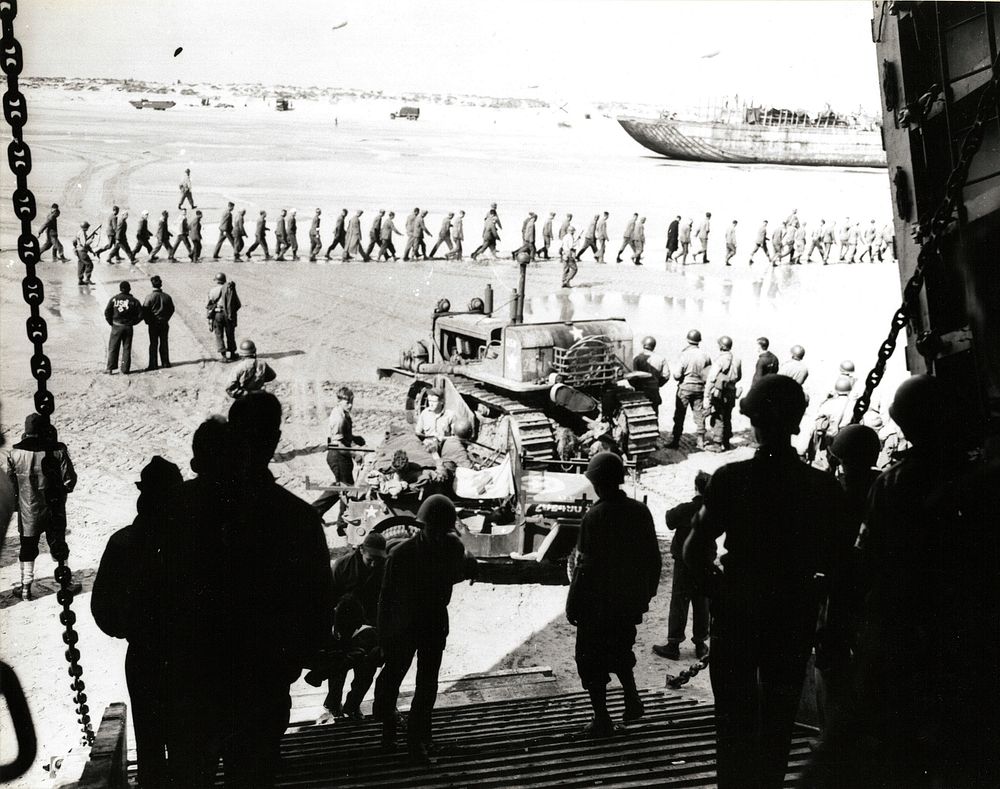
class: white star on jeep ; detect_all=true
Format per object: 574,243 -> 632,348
570,326 -> 585,341
364,505 -> 380,521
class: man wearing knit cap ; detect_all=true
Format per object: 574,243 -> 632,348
6,413 -> 79,600
374,494 -> 477,764
104,281 -> 143,375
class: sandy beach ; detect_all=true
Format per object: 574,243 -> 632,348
0,83 -> 906,786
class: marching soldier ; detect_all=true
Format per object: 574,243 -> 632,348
378,211 -> 401,261
538,211 -> 555,260
38,203 -> 69,262
693,212 -> 711,264
402,208 -> 420,261
595,211 -> 609,263
309,208 -> 322,262
365,210 -> 384,259
211,202 -> 236,259
325,209 -> 348,260
616,213 -> 637,263
95,205 -> 120,259
344,209 -> 369,262
559,213 -> 573,242
429,212 -> 454,258
113,210 -> 136,264
287,210 -> 300,259
177,168 -> 195,210
446,210 -> 465,260
168,209 -> 192,262
748,220 -> 768,265
148,210 -> 172,262
577,215 -> 600,262
666,215 -> 680,263
233,208 -> 247,260
417,210 -> 432,259
132,211 -> 153,260
512,212 -> 537,261
245,210 -> 271,260
274,209 -> 289,260
631,216 -> 646,265
190,210 -> 203,263
677,218 -> 693,264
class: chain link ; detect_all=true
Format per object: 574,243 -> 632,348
666,655 -> 709,690
851,51 -> 1000,424
0,0 -> 95,747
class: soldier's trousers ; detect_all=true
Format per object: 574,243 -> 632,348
149,240 -> 171,258
178,189 -> 195,210
672,388 -> 705,441
429,236 -> 453,257
364,238 -> 379,258
213,319 -> 237,358
325,234 -> 346,258
561,257 -> 578,286
402,237 -> 420,260
325,653 -> 380,713
666,559 -> 710,646
577,237 -> 598,261
133,238 -> 153,258
374,636 -> 445,747
377,239 -> 396,260
575,617 -> 638,690
288,234 -> 298,257
345,238 -> 369,261
447,240 -> 463,259
76,251 -> 93,282
39,232 -> 65,260
246,236 -> 270,257
212,231 -> 235,258
126,645 -> 169,789
170,235 -> 192,259
107,323 -> 134,374
309,233 -> 322,259
191,239 -> 202,261
148,321 -> 171,368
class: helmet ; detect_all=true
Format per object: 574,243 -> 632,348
888,374 -> 943,440
641,336 -> 656,351
214,272 -> 227,284
238,339 -> 257,357
417,494 -> 457,532
740,374 -> 807,432
829,424 -> 880,468
790,345 -> 805,360
452,418 -> 474,439
718,335 -> 733,351
839,359 -> 855,374
468,297 -> 485,313
686,329 -> 702,344
834,375 -> 854,394
585,451 -> 625,486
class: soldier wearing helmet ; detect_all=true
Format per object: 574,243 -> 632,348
440,417 -> 474,469
704,335 -> 743,451
684,374 -> 853,787
206,272 -> 241,361
225,339 -> 276,399
632,336 -> 669,419
668,329 -> 712,449
374,494 -> 478,762
779,344 -> 809,391
805,375 -> 856,468
566,453 -> 661,738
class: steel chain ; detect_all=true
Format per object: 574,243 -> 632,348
666,655 -> 709,690
0,0 -> 95,747
851,51 -> 1000,424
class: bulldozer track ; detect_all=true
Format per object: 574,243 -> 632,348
451,380 -> 557,460
618,391 -> 659,460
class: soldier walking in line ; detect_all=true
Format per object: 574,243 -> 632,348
792,221 -> 807,264
677,218 -> 693,264
38,203 -> 69,262
693,212 -> 711,264
846,221 -> 860,263
308,208 -> 322,261
470,208 -> 500,260
566,452 -> 661,738
666,215 -> 680,264
112,210 -> 137,265
807,221 -> 826,263
559,213 -> 573,243
168,208 -> 192,262
877,221 -> 893,261
631,217 -> 646,265
274,209 -> 289,260
177,168 -> 196,210
74,221 -> 97,285
560,225 -> 579,287
104,281 -> 143,375
748,220 -> 768,265
668,329 -> 711,449
365,210 -> 384,259
378,211 -> 401,261
577,214 -> 600,262
512,212 -> 538,261
233,209 -> 247,260
212,202 -> 236,260
402,208 -> 421,261
837,218 -> 851,262
595,211 -> 609,263
132,211 -> 153,260
446,210 -> 465,260
143,275 -> 175,371
287,210 -> 300,260
821,219 -> 835,263
770,222 -> 786,265
344,209 -> 369,262
538,211 -> 555,260
245,210 -> 271,261
724,220 -> 738,266
616,213 -> 638,263
430,213 -> 455,258
148,211 -> 172,262
325,209 -> 348,260
858,218 -> 877,262
417,210 -> 432,259
190,210 -> 203,263
95,205 -> 120,259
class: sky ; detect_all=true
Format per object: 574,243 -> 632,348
18,0 -> 881,111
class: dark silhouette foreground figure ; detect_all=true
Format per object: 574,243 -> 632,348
92,456 -> 183,789
804,375 -> 1000,788
567,452 -> 661,737
685,375 -> 853,789
162,395 -> 333,788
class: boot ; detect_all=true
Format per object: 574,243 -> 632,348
584,685 -> 614,737
15,561 -> 34,601
619,670 -> 644,723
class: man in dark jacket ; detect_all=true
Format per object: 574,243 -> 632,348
104,281 -> 144,374
653,470 -> 712,661
168,208 -> 192,262
143,276 -> 175,371
373,495 -> 477,763
132,211 -> 153,259
685,375 -> 853,789
566,452 -> 661,737
148,210 -> 172,262
38,203 -> 69,261
212,202 -> 236,259
752,337 -> 780,386
666,215 -> 680,262
245,210 -> 271,260
5,414 -> 78,600
112,210 -> 136,264
92,456 -> 183,788
190,209 -> 203,262
163,395 -> 334,788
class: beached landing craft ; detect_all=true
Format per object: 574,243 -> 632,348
127,98 -> 175,110
619,104 -> 886,167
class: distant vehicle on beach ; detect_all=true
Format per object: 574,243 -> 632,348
619,103 -> 885,168
391,106 -> 420,121
275,97 -> 293,112
128,99 -> 176,111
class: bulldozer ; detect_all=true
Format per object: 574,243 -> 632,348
376,255 -> 660,463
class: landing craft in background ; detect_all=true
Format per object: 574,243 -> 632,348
700,49 -> 720,58
331,20 -> 348,30
129,99 -> 176,111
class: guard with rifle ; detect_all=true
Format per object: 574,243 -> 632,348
74,221 -> 98,284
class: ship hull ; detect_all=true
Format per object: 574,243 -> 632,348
618,116 -> 886,168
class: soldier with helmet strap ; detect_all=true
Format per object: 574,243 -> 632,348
668,329 -> 712,449
704,335 -> 743,451
226,339 -> 276,399
632,336 -> 669,420
206,272 -> 241,361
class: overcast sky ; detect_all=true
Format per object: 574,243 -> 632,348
18,0 -> 881,111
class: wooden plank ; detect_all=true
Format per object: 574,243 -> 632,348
73,703 -> 128,789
